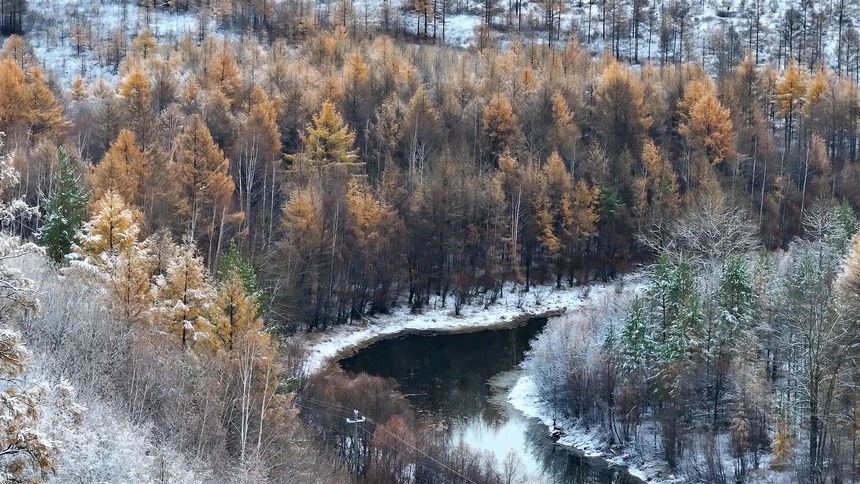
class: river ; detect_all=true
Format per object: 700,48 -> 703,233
339,316 -> 642,483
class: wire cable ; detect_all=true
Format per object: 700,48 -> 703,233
358,424 -> 454,484
296,396 -> 477,483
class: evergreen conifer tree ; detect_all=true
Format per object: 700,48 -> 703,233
35,148 -> 89,264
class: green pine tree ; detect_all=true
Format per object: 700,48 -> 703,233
621,298 -> 651,372
218,243 -> 266,316
717,255 -> 756,340
35,148 -> 90,264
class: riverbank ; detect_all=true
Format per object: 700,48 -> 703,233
304,274 -> 645,375
508,374 -> 681,484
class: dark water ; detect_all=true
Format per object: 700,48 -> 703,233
340,318 -> 642,484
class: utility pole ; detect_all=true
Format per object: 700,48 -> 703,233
346,409 -> 366,476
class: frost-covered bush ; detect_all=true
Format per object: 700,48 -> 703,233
35,373 -> 212,484
523,292 -> 633,426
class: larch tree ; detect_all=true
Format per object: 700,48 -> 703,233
155,238 -> 217,350
235,85 -> 281,242
20,68 -> 67,142
36,149 -> 89,264
91,129 -> 149,206
591,61 -> 651,161
679,92 -> 736,189
401,86 -> 441,180
0,58 -> 25,135
0,62 -> 66,143
542,151 -> 571,286
215,270 -> 282,464
279,185 -> 336,330
75,190 -> 141,263
131,29 -> 156,60
482,92 -> 522,167
635,139 -> 679,222
205,41 -> 242,104
0,34 -> 35,70
214,260 -> 263,353
547,92 -> 580,168
118,66 -> 157,150
343,51 -> 371,122
293,100 -> 358,166
775,62 -> 807,157
107,241 -> 156,327
675,79 -> 714,128
345,181 -> 405,315
681,93 -> 735,165
174,114 -> 236,251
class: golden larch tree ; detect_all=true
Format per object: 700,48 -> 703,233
680,93 -> 736,167
92,129 -> 150,206
119,66 -> 157,149
0,59 -> 26,135
591,61 -> 651,158
548,92 -> 579,164
174,114 -> 235,236
19,68 -> 67,141
214,268 -> 262,352
76,190 -> 142,262
236,86 -> 281,235
107,242 -> 156,326
295,100 -> 358,166
155,239 -> 217,350
775,62 -> 807,156
482,92 -> 522,164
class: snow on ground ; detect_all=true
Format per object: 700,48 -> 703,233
509,374 -> 685,484
305,272 -> 645,374
439,14 -> 482,49
23,0 -> 212,88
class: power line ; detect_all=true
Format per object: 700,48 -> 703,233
362,415 -> 478,484
358,425 -> 454,484
296,395 -> 356,414
295,401 -> 454,483
294,401 -> 353,420
294,398 -> 477,483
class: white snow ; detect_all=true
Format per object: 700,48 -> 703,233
305,273 -> 645,375
508,374 -> 685,484
22,0 -> 213,88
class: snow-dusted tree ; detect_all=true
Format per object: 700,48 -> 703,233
783,245 -> 839,481
643,189 -> 759,265
155,238 -> 216,350
620,297 -> 651,373
0,330 -> 59,482
75,190 -> 140,263
0,137 -> 57,480
106,242 -> 155,327
35,148 -> 89,264
708,255 -> 756,426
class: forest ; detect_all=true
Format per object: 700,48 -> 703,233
0,0 -> 859,482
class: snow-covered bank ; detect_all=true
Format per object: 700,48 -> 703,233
304,273 -> 645,374
508,375 -> 682,484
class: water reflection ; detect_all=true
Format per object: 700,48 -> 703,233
339,318 -> 641,483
